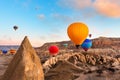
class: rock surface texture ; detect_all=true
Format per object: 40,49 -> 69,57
2,36 -> 44,80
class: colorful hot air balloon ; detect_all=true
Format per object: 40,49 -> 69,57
0,50 -> 2,54
13,25 -> 18,31
89,34 -> 92,38
9,49 -> 16,55
67,22 -> 89,48
49,45 -> 59,55
2,50 -> 8,54
63,43 -> 68,48
81,39 -> 92,51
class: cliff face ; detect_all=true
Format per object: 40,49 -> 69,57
92,37 -> 120,49
36,37 -> 120,51
35,37 -> 120,60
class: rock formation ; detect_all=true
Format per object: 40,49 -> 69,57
92,37 -> 113,48
45,60 -> 83,80
2,36 -> 44,80
36,37 -> 120,50
44,52 -> 120,80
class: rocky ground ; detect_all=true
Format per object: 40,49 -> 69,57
42,51 -> 120,80
0,50 -> 120,80
0,54 -> 13,79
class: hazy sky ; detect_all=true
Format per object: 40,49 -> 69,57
0,0 -> 120,47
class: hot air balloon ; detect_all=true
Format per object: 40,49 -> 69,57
63,43 -> 68,48
0,50 -> 2,54
9,49 -> 16,55
81,39 -> 92,51
49,45 -> 59,56
67,22 -> 89,48
2,50 -> 8,54
13,25 -> 18,31
89,34 -> 92,38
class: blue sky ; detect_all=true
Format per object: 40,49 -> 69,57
0,0 -> 120,47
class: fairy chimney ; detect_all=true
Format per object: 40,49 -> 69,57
2,36 -> 44,80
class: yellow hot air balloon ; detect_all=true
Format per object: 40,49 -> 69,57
67,22 -> 89,48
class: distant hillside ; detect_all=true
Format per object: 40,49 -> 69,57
35,37 -> 120,51
92,37 -> 120,48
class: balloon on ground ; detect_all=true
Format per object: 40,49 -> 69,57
9,49 -> 16,54
67,22 -> 89,48
0,50 -> 2,54
81,39 -> 92,51
2,50 -> 8,54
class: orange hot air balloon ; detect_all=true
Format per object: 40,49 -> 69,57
67,22 -> 89,48
9,49 -> 16,55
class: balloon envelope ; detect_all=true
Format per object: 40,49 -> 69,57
9,49 -> 16,54
89,34 -> 92,38
2,50 -> 8,54
0,50 -> 2,54
63,43 -> 68,48
67,22 -> 89,46
49,45 -> 59,55
13,25 -> 18,31
81,39 -> 92,51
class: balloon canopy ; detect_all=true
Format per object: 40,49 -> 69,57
0,50 -> 2,54
89,34 -> 92,38
9,49 -> 16,54
63,43 -> 68,48
67,22 -> 89,48
13,25 -> 18,31
81,39 -> 92,51
49,45 -> 59,55
2,50 -> 8,54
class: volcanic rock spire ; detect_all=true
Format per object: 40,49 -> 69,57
2,36 -> 44,80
